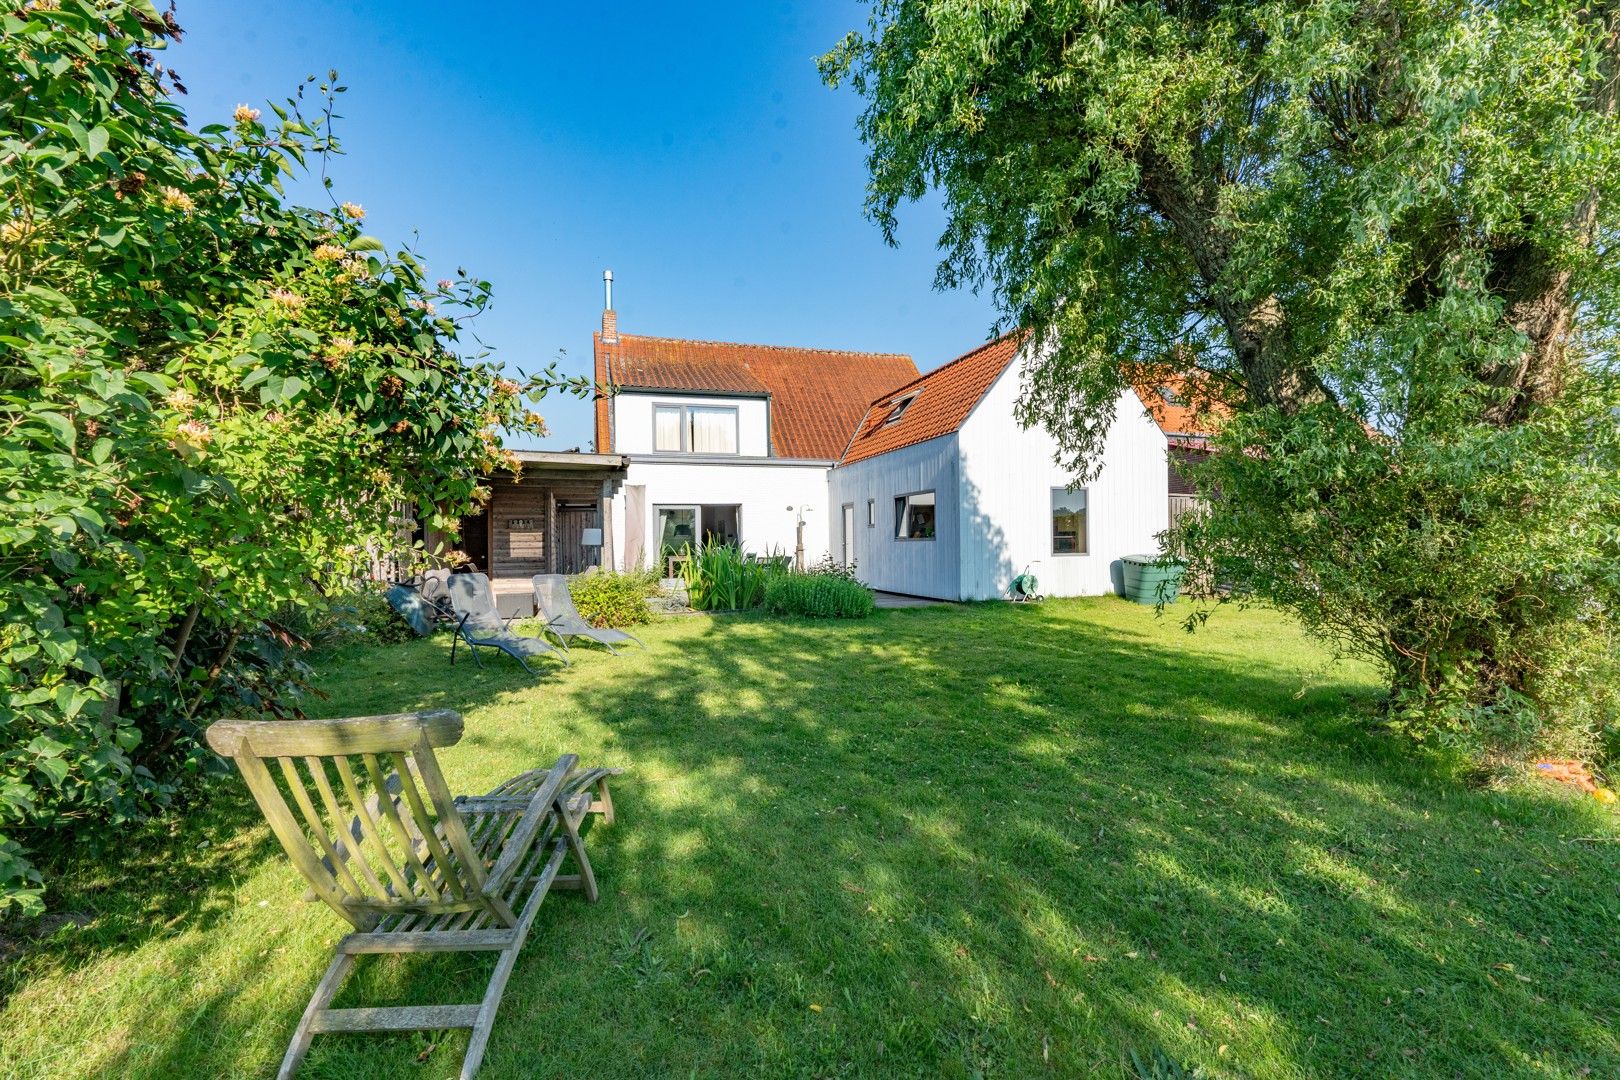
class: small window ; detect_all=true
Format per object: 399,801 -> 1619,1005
1158,386 -> 1184,406
883,393 -> 918,426
1051,487 -> 1088,554
653,405 -> 683,452
894,491 -> 936,540
866,499 -> 875,527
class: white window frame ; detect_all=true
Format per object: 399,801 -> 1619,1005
1050,486 -> 1089,556
883,392 -> 919,426
893,490 -> 937,541
651,402 -> 740,455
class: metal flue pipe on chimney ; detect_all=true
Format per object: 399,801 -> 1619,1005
600,269 -> 618,344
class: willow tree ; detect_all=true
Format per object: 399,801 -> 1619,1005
824,2 -> 1620,764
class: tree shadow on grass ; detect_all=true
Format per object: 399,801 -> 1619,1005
8,604 -> 1618,1078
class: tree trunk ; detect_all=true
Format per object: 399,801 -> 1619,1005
1137,150 -> 1334,414
1480,4 -> 1618,424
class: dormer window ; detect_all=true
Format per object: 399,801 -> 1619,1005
883,392 -> 919,426
1158,386 -> 1184,406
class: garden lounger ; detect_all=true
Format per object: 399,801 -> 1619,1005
205,710 -> 622,1079
447,572 -> 568,673
531,573 -> 646,654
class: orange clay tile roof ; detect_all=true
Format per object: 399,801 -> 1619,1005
838,333 -> 1024,467
1130,373 -> 1229,442
594,331 -> 917,460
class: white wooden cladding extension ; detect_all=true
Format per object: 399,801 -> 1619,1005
955,366 -> 1168,599
828,433 -> 962,600
830,346 -> 1169,600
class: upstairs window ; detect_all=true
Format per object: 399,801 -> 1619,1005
1051,487 -> 1088,554
652,403 -> 739,454
895,490 -> 936,540
883,392 -> 919,426
688,406 -> 737,453
653,405 -> 683,452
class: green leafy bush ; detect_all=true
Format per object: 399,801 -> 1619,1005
0,4 -> 583,917
568,572 -> 654,628
764,572 -> 876,619
332,589 -> 417,645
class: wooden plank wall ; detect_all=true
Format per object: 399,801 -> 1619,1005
486,475 -> 604,579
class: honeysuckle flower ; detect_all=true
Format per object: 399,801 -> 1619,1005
326,337 -> 356,358
164,388 -> 195,410
158,186 -> 194,212
437,278 -> 454,291
493,378 -> 521,397
312,243 -> 346,262
268,288 -> 305,311
340,201 -> 365,220
233,103 -> 261,124
0,219 -> 26,244
175,419 -> 213,447
409,298 -> 435,315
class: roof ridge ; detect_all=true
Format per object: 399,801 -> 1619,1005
613,331 -> 911,361
863,330 -> 1023,408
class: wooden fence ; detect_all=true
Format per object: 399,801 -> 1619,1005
1167,494 -> 1209,531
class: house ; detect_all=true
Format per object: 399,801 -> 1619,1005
592,273 -> 917,573
433,274 -> 1197,608
828,335 -> 1171,601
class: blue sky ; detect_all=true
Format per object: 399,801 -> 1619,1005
169,2 -> 999,450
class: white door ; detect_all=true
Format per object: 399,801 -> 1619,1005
841,504 -> 855,566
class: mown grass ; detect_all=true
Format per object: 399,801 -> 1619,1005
2,599 -> 1617,1079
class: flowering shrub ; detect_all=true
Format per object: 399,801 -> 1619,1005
0,3 -> 584,916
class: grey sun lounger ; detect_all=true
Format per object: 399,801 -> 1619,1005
532,574 -> 646,654
447,572 -> 569,674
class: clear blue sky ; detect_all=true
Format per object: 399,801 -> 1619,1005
169,2 -> 999,450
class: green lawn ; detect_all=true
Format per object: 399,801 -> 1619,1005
3,600 -> 1618,1078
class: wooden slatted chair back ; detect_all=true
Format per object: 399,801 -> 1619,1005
206,710 -> 495,931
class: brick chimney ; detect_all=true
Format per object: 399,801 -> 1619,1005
601,269 -> 617,344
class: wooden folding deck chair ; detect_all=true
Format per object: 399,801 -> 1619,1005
205,710 -> 622,1079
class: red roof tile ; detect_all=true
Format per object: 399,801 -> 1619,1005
838,334 -> 1024,467
594,331 -> 916,459
1130,373 -> 1230,440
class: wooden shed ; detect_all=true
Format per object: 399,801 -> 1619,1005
430,451 -> 628,588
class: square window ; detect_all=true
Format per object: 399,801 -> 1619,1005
687,406 -> 738,454
894,491 -> 936,540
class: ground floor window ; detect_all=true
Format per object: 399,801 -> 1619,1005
656,504 -> 741,554
894,491 -> 936,540
1051,487 -> 1088,554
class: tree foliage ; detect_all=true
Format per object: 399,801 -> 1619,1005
0,1 -> 580,915
824,1 -> 1620,765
